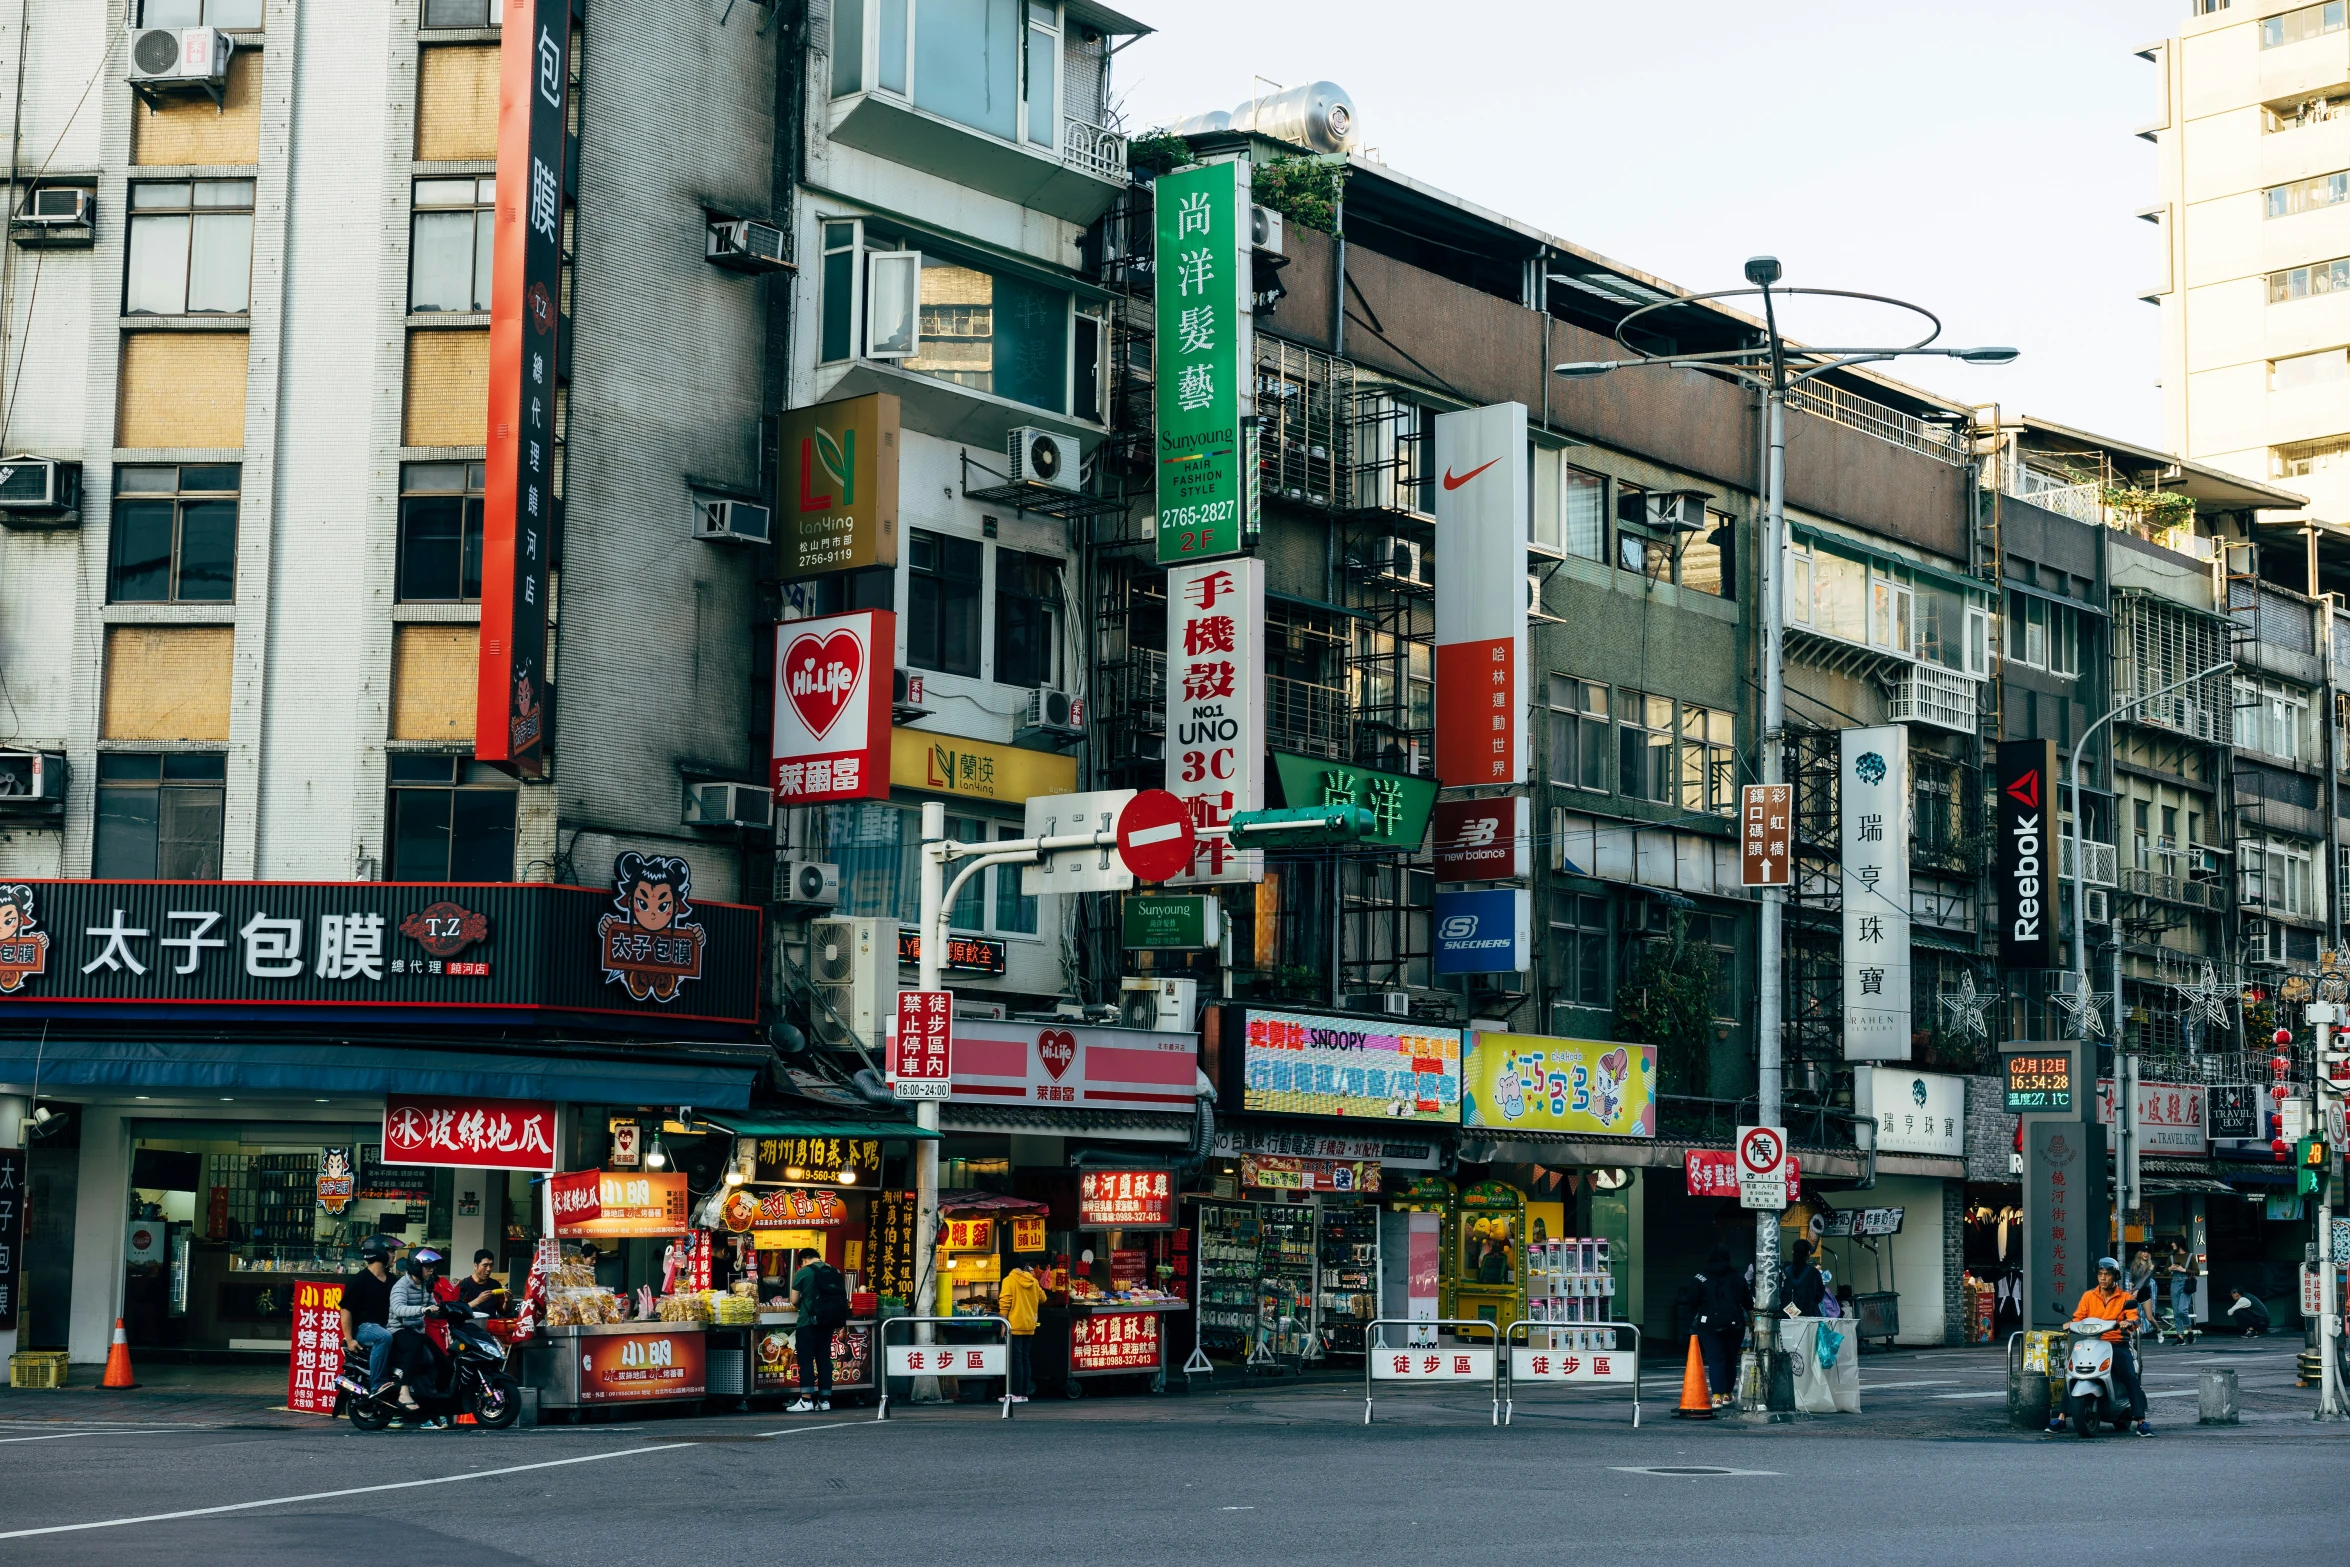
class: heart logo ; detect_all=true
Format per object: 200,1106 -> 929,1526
1038,1029 -> 1077,1080
782,630 -> 866,741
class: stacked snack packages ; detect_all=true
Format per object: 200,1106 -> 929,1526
656,1290 -> 713,1323
713,1282 -> 758,1325
544,1251 -> 634,1326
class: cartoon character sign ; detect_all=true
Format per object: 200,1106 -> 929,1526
596,853 -> 707,1004
0,885 -> 50,995
316,1146 -> 356,1215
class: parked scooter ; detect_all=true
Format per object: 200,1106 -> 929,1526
335,1300 -> 521,1432
2055,1316 -> 2136,1437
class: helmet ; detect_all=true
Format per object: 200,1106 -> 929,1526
2095,1255 -> 2122,1275
407,1246 -> 445,1276
358,1234 -> 399,1264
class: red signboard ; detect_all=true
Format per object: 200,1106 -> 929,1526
1431,796 -> 1527,881
1078,1169 -> 1175,1228
287,1278 -> 344,1415
382,1095 -> 556,1171
1685,1149 -> 1802,1201
755,1322 -> 869,1389
1117,789 -> 1197,883
550,1169 -> 602,1227
892,987 -> 953,1099
552,1171 -> 689,1237
770,609 -> 894,805
1071,1309 -> 1161,1371
578,1327 -> 707,1402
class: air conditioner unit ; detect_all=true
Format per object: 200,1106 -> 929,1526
127,26 -> 231,88
1008,426 -> 1079,492
1648,491 -> 1708,533
682,780 -> 776,831
1250,204 -> 1284,255
2084,887 -> 2110,926
1119,975 -> 1198,1033
1022,687 -> 1081,736
0,750 -> 66,813
773,858 -> 841,909
0,456 -> 81,522
706,217 -> 791,274
1375,990 -> 1411,1017
11,186 -> 94,240
811,917 -> 896,1053
693,496 -> 772,546
1370,536 -> 1422,584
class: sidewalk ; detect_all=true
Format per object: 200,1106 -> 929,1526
0,1360 -> 315,1429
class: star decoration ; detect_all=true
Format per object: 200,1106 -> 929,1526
2049,979 -> 2110,1039
1939,973 -> 1991,1040
2172,961 -> 2234,1032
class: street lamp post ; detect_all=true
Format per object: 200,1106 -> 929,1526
1556,260 -> 2014,1411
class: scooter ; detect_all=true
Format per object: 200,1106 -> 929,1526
2056,1317 -> 2136,1438
335,1301 -> 522,1432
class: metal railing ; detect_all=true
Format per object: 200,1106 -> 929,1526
2007,476 -> 2105,526
875,1315 -> 1013,1421
1501,1320 -> 1643,1427
1785,380 -> 1967,465
1363,1318 -> 1502,1425
2118,867 -> 2223,910
1061,118 -> 1128,183
2060,837 -> 2118,887
1266,673 -> 1351,759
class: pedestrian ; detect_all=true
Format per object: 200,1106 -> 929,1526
2166,1240 -> 2196,1332
2225,1286 -> 2271,1338
1692,1244 -> 1750,1409
999,1258 -> 1044,1404
1781,1238 -> 1828,1317
2127,1248 -> 2157,1325
787,1246 -> 849,1413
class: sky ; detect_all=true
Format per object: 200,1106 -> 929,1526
1113,0 -> 2175,446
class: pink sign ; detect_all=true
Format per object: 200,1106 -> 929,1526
382,1095 -> 556,1171
892,988 -> 953,1089
2096,1079 -> 2208,1154
945,1019 -> 1197,1108
1685,1149 -> 1802,1200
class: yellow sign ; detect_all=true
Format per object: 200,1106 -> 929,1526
891,729 -> 1076,803
1011,1216 -> 1046,1253
940,1216 -> 995,1251
779,393 -> 900,578
1462,1034 -> 1657,1138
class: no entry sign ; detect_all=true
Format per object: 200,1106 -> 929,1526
1736,1124 -> 1789,1211
1118,789 -> 1196,883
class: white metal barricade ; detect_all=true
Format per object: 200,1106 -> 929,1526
1363,1317 -> 1501,1425
1501,1320 -> 1643,1427
875,1315 -> 1013,1421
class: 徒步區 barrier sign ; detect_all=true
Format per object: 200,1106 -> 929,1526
1373,1347 -> 1494,1380
288,1278 -> 345,1415
1737,1124 -> 1789,1211
892,988 -> 952,1100
1509,1347 -> 1632,1382
887,1343 -> 1006,1377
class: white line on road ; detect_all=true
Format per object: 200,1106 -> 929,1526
753,1420 -> 871,1438
1927,1391 -> 2006,1401
0,1429 -> 184,1445
2146,1389 -> 2201,1399
1858,1380 -> 1963,1390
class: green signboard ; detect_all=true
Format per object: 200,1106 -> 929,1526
1267,752 -> 1438,850
1123,895 -> 1221,950
1154,159 -> 1252,565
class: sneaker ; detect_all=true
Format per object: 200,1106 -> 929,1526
386,1417 -> 408,1431
2046,1419 -> 2064,1434
786,1399 -> 815,1413
423,1416 -> 451,1431
1008,1394 -> 1029,1403
2135,1421 -> 2155,1437
817,1399 -> 831,1412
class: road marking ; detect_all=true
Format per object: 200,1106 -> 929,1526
0,1441 -> 701,1539
751,1420 -> 870,1438
1611,1466 -> 1779,1478
2145,1389 -> 2200,1399
1927,1391 -> 2005,1401
0,1429 -> 184,1445
1858,1380 -> 1962,1390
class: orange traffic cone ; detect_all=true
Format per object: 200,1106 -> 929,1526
1671,1335 -> 1714,1420
99,1317 -> 139,1390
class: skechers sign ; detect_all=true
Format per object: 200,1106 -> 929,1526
1432,888 -> 1532,975
1996,738 -> 2060,971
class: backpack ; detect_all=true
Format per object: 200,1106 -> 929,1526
805,1263 -> 850,1329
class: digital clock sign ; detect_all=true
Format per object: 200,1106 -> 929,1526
2003,1050 -> 2074,1114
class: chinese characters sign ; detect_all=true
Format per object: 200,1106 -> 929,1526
287,1278 -> 344,1415
1152,158 -> 1253,564
1839,726 -> 1911,1061
947,1019 -> 1198,1107
382,1095 -> 555,1171
2097,1078 -> 2209,1155
873,1191 -> 915,1300
552,1171 -> 688,1237
895,929 -> 1007,976
1432,402 -> 1529,787
1509,1347 -> 1631,1383
1741,783 -> 1793,887
749,1136 -> 882,1186
2004,1049 -> 2074,1114
772,609 -> 894,806
476,0 -> 571,776
1372,1346 -> 1494,1381
1685,1148 -> 1801,1201
1269,752 -> 1437,851
1011,1217 -> 1046,1252
780,392 -> 899,577
579,1329 -> 707,1402
892,988 -> 952,1100
1237,1153 -> 1380,1194
0,1150 -> 23,1332
1462,1034 -> 1656,1138
1229,1008 -> 1463,1124
941,1216 -> 994,1251
1077,1169 -> 1175,1228
1071,1309 -> 1161,1371
2025,1119 -> 2104,1329
1166,557 -> 1265,884
887,1340 -> 1005,1377
1864,1068 -> 1963,1157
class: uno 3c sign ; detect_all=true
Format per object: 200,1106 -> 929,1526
1996,739 -> 2059,970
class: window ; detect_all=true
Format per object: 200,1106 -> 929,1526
1679,702 -> 1735,815
109,465 -> 239,604
1679,510 -> 1733,597
1613,484 -> 1666,580
2263,0 -> 2345,48
993,822 -> 1037,933
93,753 -> 225,879
1786,548 -> 1812,624
993,547 -> 1064,689
1356,626 -> 1432,735
865,249 -> 921,358
2265,170 -> 2350,218
908,528 -> 982,677
2239,835 -> 2315,918
2003,591 -> 2082,677
2263,89 -> 2350,132
138,0 -> 263,25
2274,435 -> 2350,478
422,0 -> 505,23
1811,550 -> 1865,641
1023,0 -> 1058,148
2271,347 -> 2349,391
2235,678 -> 2309,760
1547,891 -> 1609,1009
411,178 -> 496,312
1616,689 -> 1673,804
396,462 -> 485,603
2132,799 -> 2151,871
1547,674 -> 1608,792
907,253 -> 1067,411
126,181 -> 254,316
387,756 -> 516,881
819,802 -> 1042,936
1870,574 -> 1913,655
1916,757 -> 1966,861
2268,257 -> 2350,302
1562,466 -> 1604,562
820,221 -> 861,364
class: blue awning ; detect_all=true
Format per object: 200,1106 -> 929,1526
0,1039 -> 759,1108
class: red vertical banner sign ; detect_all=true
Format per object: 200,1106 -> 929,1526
476,0 -> 572,775
891,987 -> 952,1100
288,1278 -> 345,1415
1431,403 -> 1529,786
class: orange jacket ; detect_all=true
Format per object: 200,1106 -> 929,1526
2071,1283 -> 2138,1342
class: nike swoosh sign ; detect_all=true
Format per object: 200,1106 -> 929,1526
1441,458 -> 1500,491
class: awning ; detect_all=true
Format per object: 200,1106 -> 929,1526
2144,1178 -> 2236,1195
936,1188 -> 1050,1215
2216,1164 -> 2297,1190
708,1111 -> 939,1141
941,1104 -> 1193,1143
0,1039 -> 759,1108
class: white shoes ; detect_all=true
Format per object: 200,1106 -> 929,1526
1008,1394 -> 1029,1403
786,1399 -> 814,1413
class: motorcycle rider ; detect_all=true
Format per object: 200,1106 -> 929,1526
386,1246 -> 458,1430
340,1235 -> 403,1399
2059,1256 -> 2153,1438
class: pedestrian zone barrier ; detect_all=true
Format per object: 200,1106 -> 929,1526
875,1314 -> 1013,1422
1502,1320 -> 1642,1427
1363,1318 -> 1501,1425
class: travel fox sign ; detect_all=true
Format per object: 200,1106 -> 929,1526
1153,158 -> 1255,564
771,609 -> 893,804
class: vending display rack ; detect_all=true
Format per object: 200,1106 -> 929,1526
1525,1236 -> 1617,1351
1316,1199 -> 1379,1357
1193,1201 -> 1262,1355
1255,1204 -> 1316,1363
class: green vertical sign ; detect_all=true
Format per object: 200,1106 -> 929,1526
1154,159 -> 1251,565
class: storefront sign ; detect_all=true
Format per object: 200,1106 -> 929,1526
758,1322 -> 870,1389
1166,557 -> 1266,884
873,1191 -> 915,1300
941,1216 -> 994,1251
287,1278 -> 345,1415
382,1095 -> 556,1171
357,1146 -> 435,1204
890,728 -> 1077,805
749,1136 -> 882,1186
895,928 -> 1007,976
2096,1079 -> 2208,1154
1740,783 -> 1793,887
1237,1153 -> 1380,1194
1071,1310 -> 1161,1371
2025,1119 -> 2103,1329
1431,795 -> 1529,881
1996,739 -> 2061,971
772,609 -> 894,806
750,1188 -> 849,1232
0,1149 -> 25,1332
474,0 -> 570,777
609,1118 -> 641,1167
1011,1216 -> 1046,1253
1270,753 -> 1437,851
1152,157 -> 1253,565
2004,1048 -> 2075,1114
948,1018 -> 1199,1109
1685,1149 -> 1802,1201
1840,726 -> 1910,1061
1463,1034 -> 1656,1138
888,1340 -> 1005,1377
1510,1346 -> 1632,1382
780,392 -> 900,577
892,988 -> 953,1100
1865,1068 -> 1963,1158
1078,1169 -> 1175,1228
1433,402 -> 1529,787
315,1147 -> 355,1215
1373,1346 -> 1494,1381
1213,1127 -> 1441,1169
578,1328 -> 707,1402
553,1171 -> 689,1238
1433,887 -> 1531,975
1122,895 -> 1219,950
0,879 -> 760,1025
2210,1083 -> 2259,1141
1225,1007 -> 1462,1123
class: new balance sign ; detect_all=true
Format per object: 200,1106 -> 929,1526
1996,738 -> 2060,971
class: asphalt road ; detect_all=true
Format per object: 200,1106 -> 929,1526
0,1342 -> 2340,1565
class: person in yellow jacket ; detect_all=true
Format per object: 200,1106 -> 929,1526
2064,1258 -> 2152,1436
999,1262 -> 1044,1403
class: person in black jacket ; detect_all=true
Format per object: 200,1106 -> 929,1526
1691,1245 -> 1751,1408
1782,1238 -> 1828,1317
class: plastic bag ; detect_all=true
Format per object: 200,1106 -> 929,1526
1816,1321 -> 1846,1370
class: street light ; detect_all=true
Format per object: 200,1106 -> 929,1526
1554,260 -> 2015,1408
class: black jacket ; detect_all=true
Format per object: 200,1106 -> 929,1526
1785,1263 -> 1827,1317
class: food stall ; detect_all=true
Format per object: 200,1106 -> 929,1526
713,1172 -> 880,1405
527,1170 -> 711,1417
1048,1170 -> 1182,1396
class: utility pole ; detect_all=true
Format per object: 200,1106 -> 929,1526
2313,1002 -> 2345,1420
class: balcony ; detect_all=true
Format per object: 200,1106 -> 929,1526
2059,837 -> 2118,887
2119,867 -> 2225,911
827,93 -> 1130,225
1885,663 -> 1980,732
1265,674 -> 1350,760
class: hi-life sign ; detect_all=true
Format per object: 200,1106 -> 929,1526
1154,159 -> 1254,565
1996,739 -> 2061,971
